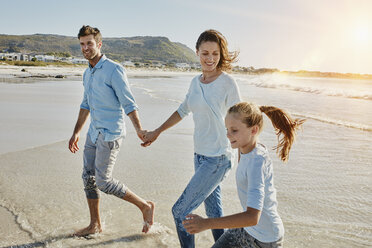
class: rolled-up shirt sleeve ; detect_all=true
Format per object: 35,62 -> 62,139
80,73 -> 90,110
226,79 -> 241,108
177,92 -> 191,118
177,82 -> 193,119
246,157 -> 266,211
111,65 -> 138,115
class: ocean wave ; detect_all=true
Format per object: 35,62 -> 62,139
293,112 -> 372,132
236,77 -> 372,101
133,85 -> 183,104
132,83 -> 372,132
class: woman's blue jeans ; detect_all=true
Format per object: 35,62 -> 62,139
172,153 -> 232,248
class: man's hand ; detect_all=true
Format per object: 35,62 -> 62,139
136,129 -> 152,147
136,129 -> 146,141
136,130 -> 147,141
127,110 -> 151,146
69,133 -> 80,153
141,129 -> 161,147
182,214 -> 208,234
69,108 -> 89,153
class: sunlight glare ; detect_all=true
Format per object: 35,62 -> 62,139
354,25 -> 369,43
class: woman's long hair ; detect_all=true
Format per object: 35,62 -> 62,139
196,29 -> 238,72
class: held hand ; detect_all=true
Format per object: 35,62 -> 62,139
136,129 -> 147,142
182,214 -> 207,234
137,129 -> 153,147
68,133 -> 80,153
141,129 -> 161,147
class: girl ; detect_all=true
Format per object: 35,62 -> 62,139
143,30 -> 241,247
183,102 -> 305,247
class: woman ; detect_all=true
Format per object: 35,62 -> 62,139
143,29 -> 241,248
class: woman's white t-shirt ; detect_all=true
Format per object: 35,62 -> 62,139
177,72 -> 241,158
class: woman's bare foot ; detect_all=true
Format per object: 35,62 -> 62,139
74,223 -> 102,237
142,201 -> 155,233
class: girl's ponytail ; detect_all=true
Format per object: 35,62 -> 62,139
259,106 -> 305,162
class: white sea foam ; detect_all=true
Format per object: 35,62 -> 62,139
133,85 -> 183,104
236,76 -> 372,101
148,222 -> 173,235
132,79 -> 372,132
293,112 -> 372,132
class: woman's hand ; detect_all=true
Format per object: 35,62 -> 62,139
141,129 -> 161,147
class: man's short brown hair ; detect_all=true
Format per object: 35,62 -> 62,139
78,25 -> 102,43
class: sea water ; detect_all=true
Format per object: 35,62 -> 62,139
130,73 -> 372,247
0,73 -> 371,247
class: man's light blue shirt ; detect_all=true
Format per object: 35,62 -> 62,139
80,55 -> 138,143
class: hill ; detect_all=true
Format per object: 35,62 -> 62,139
0,34 -> 198,64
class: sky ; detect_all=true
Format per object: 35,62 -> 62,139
1,0 -> 372,74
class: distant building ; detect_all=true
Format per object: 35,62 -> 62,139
190,63 -> 201,69
0,53 -> 23,61
151,61 -> 165,68
35,55 -> 44,61
44,55 -> 55,62
35,55 -> 56,62
20,54 -> 29,61
175,63 -> 191,69
122,61 -> 135,67
13,53 -> 21,61
71,58 -> 88,64
57,57 -> 71,63
134,62 -> 145,67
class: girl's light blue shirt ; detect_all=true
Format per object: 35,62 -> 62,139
236,143 -> 284,242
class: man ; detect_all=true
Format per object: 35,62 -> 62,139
69,25 -> 154,236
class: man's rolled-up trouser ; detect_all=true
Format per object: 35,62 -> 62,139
82,133 -> 126,199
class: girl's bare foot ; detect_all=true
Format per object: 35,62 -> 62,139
142,201 -> 155,233
74,223 -> 102,237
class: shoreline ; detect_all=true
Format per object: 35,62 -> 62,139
2,64 -> 372,84
0,64 -> 197,83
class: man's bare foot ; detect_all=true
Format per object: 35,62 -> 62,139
142,201 -> 155,233
73,223 -> 102,237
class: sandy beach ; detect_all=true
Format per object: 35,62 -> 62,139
0,65 -> 371,247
